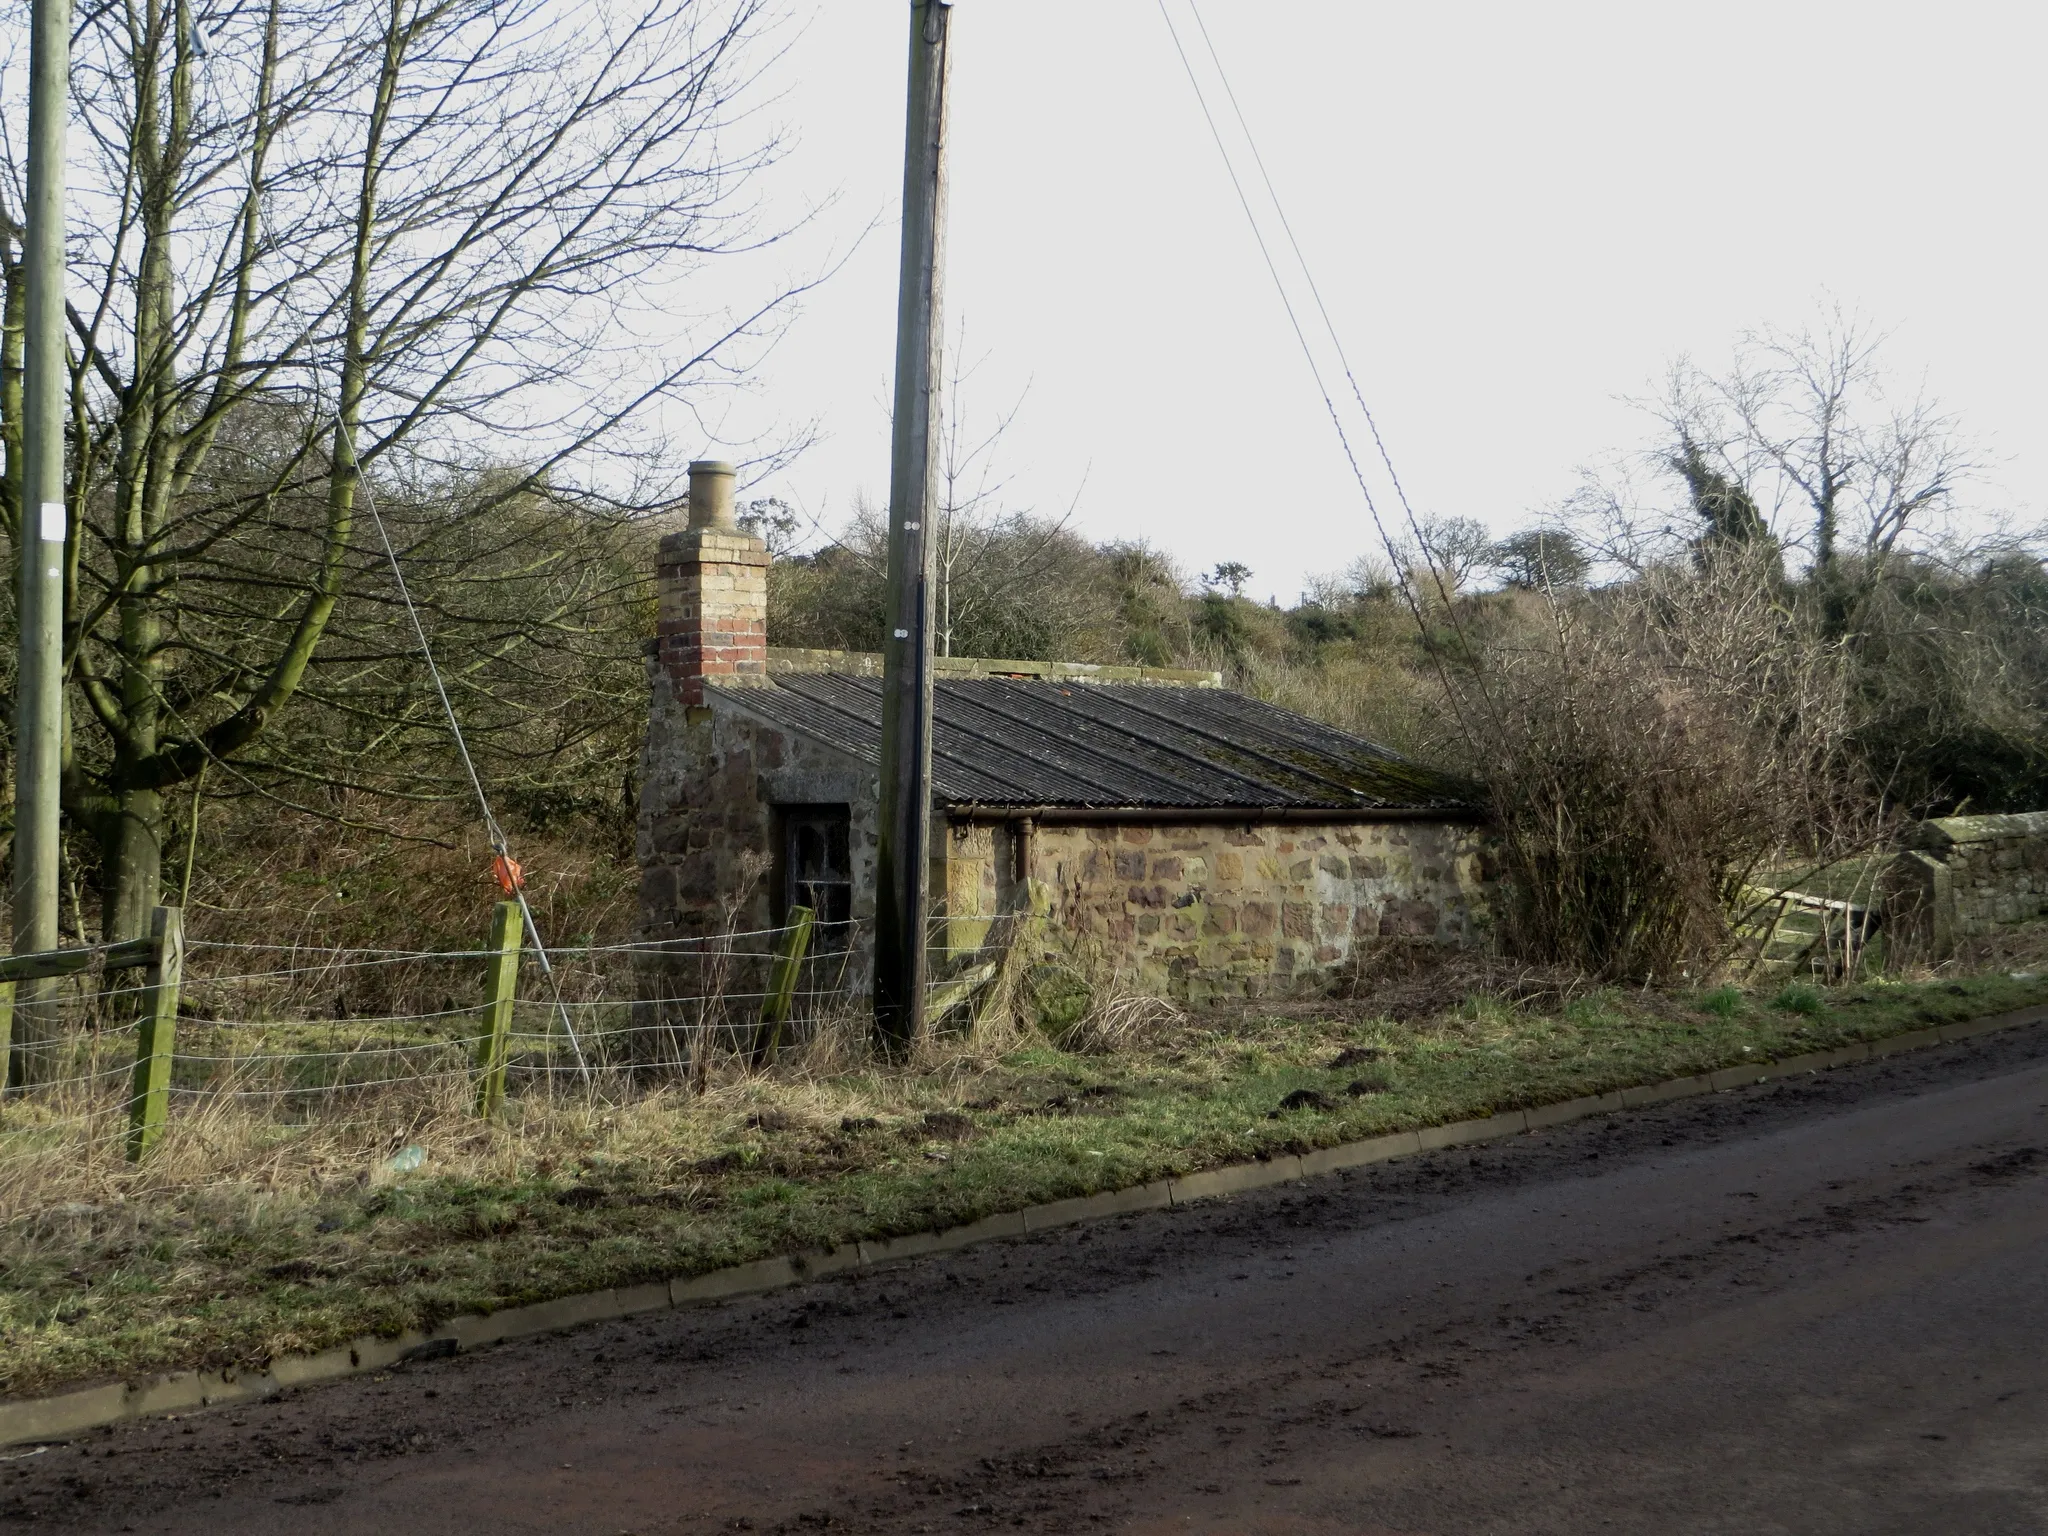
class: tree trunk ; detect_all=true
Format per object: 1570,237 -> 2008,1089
93,1 -> 184,941
102,787 -> 163,942
2,256 -> 22,534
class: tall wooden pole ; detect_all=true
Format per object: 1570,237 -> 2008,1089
10,0 -> 72,1088
873,0 -> 952,1053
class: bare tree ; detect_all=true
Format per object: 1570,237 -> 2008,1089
772,326 -> 1104,663
0,0 -> 801,938
1413,514 -> 1494,593
1652,308 -> 1977,586
928,329 -> 1083,659
1304,553 -> 1399,608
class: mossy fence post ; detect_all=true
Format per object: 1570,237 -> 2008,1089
473,900 -> 523,1117
750,907 -> 814,1068
125,906 -> 185,1161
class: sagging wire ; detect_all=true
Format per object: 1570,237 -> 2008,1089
189,923 -> 807,955
1153,0 -> 1496,739
1181,3 -> 1433,549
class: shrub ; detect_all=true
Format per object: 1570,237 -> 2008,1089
1771,983 -> 1824,1016
1026,964 -> 1092,1036
1699,985 -> 1744,1018
1460,556 -> 1879,982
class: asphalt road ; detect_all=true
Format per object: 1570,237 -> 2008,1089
9,1022 -> 2048,1534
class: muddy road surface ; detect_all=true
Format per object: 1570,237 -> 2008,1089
9,1025 -> 2048,1534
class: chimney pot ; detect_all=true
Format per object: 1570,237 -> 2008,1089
688,460 -> 738,531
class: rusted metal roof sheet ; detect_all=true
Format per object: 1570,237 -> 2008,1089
711,675 -> 1477,812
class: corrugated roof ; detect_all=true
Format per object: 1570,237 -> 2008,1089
711,674 -> 1476,812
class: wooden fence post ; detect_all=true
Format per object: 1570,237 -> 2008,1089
0,981 -> 13,1104
750,907 -> 814,1068
473,900 -> 523,1117
125,906 -> 184,1161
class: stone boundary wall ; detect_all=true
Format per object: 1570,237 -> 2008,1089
1882,810 -> 2048,955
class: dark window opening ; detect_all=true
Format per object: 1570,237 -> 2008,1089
782,805 -> 853,952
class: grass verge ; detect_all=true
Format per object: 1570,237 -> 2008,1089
5,954 -> 2048,1400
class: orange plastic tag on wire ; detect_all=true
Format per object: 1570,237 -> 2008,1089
491,853 -> 526,895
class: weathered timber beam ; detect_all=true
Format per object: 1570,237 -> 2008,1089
927,961 -> 998,1021
0,935 -> 158,984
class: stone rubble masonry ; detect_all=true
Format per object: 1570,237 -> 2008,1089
656,527 -> 770,708
637,544 -> 1492,999
1882,810 -> 2048,956
636,678 -> 885,991
941,819 -> 1496,1004
638,670 -> 1497,1001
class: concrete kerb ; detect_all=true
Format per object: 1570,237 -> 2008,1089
1298,1130 -> 1422,1178
1022,1180 -> 1175,1233
1418,1111 -> 1526,1149
4,1001 -> 2045,1450
1168,1156 -> 1303,1203
1524,1091 -> 1628,1131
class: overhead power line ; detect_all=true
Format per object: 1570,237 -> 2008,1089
1153,0 -> 1499,742
1152,0 -> 1455,612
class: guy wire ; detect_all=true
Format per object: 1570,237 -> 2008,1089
333,414 -> 591,1080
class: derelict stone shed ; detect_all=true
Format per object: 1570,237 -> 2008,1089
636,461 -> 1495,1004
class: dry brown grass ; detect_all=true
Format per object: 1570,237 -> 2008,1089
26,793 -> 644,1025
0,949 -> 1088,1222
1943,919 -> 2048,981
1059,977 -> 1186,1056
1330,940 -> 1595,1022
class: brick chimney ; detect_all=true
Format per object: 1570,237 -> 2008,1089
657,460 -> 769,708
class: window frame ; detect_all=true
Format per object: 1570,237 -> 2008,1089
777,803 -> 854,952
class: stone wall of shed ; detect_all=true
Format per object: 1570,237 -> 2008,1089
943,818 -> 1494,1004
636,677 -> 884,995
638,670 -> 1497,1013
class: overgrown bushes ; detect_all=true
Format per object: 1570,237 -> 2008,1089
1457,555 -> 1874,981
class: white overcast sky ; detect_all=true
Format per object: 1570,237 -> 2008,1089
697,0 -> 2046,603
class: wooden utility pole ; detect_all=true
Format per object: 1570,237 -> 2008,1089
873,0 -> 952,1053
10,0 -> 72,1088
